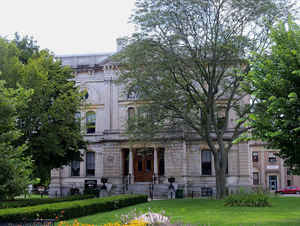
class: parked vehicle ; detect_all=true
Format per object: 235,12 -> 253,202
276,186 -> 300,194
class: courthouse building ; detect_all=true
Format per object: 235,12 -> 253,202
49,46 -> 297,197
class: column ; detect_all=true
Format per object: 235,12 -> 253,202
129,149 -> 134,183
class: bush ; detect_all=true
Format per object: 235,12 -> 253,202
84,187 -> 100,197
0,194 -> 94,209
224,190 -> 271,207
0,194 -> 148,222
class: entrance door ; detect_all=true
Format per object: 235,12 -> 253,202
269,175 -> 278,191
134,148 -> 153,182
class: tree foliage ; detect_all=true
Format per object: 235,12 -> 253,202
115,0 -> 295,198
0,36 -> 86,184
0,80 -> 33,200
246,20 -> 300,173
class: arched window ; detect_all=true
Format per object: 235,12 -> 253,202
86,111 -> 96,134
86,152 -> 95,176
128,107 -> 135,120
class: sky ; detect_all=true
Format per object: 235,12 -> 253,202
0,0 -> 136,55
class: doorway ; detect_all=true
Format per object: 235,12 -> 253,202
269,175 -> 278,191
134,148 -> 153,182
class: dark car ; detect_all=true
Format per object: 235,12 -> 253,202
276,186 -> 300,194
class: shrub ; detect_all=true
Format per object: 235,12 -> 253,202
70,188 -> 80,196
0,194 -> 148,222
0,194 -> 94,209
84,187 -> 100,197
224,190 -> 271,207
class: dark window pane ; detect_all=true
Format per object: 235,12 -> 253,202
123,149 -> 129,176
202,150 -> 212,175
138,159 -> 143,172
146,159 -> 152,172
252,152 -> 259,162
71,160 -> 80,176
86,152 -> 95,176
158,150 -> 165,175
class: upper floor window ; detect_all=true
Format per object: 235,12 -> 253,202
252,152 -> 258,162
86,152 -> 95,176
86,111 -> 96,134
127,86 -> 139,100
268,152 -> 277,163
202,150 -> 212,175
71,160 -> 80,176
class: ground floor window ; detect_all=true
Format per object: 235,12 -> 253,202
122,149 -> 129,176
86,152 -> 95,176
202,150 -> 212,175
253,172 -> 259,185
71,160 -> 80,176
158,148 -> 165,176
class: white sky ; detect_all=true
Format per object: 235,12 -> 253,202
0,0 -> 136,55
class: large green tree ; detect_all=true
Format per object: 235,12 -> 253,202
0,80 -> 33,200
0,36 -> 86,184
246,20 -> 300,173
115,0 -> 295,198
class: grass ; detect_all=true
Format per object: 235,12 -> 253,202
59,196 -> 300,226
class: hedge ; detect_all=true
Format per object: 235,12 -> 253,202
0,194 -> 148,222
0,195 -> 95,209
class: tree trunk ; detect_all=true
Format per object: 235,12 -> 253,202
214,151 -> 228,199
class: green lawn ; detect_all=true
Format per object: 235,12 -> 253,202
60,197 -> 300,226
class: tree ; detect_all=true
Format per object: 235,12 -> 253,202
0,36 -> 86,184
115,0 -> 295,198
246,20 -> 300,173
0,80 -> 33,200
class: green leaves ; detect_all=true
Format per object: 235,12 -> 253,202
0,35 -> 86,184
246,19 -> 300,171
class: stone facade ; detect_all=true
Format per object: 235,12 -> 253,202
49,51 -> 261,198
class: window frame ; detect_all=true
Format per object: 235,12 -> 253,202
86,111 -> 96,134
253,172 -> 259,185
201,150 -> 212,176
252,152 -> 259,162
86,151 -> 95,176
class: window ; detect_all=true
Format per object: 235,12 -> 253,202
158,149 -> 165,176
71,160 -> 80,176
253,172 -> 259,185
128,107 -> 135,120
86,152 -> 95,176
287,180 -> 291,186
127,86 -> 139,100
268,152 -> 277,163
86,111 -> 96,134
123,149 -> 129,176
252,152 -> 258,162
202,150 -> 212,175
